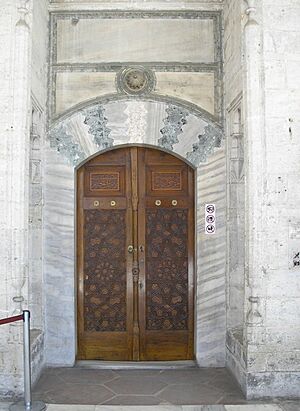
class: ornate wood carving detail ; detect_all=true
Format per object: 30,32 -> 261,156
152,172 -> 181,191
145,209 -> 189,330
90,172 -> 120,191
84,210 -> 127,332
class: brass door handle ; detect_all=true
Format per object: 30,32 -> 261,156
128,245 -> 134,253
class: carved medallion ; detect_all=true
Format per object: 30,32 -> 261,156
116,66 -> 156,95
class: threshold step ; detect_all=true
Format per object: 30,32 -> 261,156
75,360 -> 197,370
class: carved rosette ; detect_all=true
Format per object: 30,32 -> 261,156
116,66 -> 156,96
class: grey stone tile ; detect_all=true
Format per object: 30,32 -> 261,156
225,406 -> 283,411
41,384 -> 114,405
102,395 -> 162,405
0,403 -> 9,411
47,405 -> 96,411
209,371 -> 242,393
115,370 -> 162,377
158,384 -> 224,404
158,369 -> 219,385
182,407 -> 226,411
105,376 -> 167,395
216,393 -> 248,405
280,402 -> 300,411
58,368 -> 117,385
95,406 -> 182,411
33,373 -> 66,393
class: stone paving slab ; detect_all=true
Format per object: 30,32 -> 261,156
0,404 -> 298,411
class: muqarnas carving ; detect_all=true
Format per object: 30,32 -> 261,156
83,105 -> 113,150
158,105 -> 189,150
187,124 -> 223,166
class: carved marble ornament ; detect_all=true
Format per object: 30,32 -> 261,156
116,66 -> 156,95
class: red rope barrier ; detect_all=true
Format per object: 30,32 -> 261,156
0,313 -> 24,325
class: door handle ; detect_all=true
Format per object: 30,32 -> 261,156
128,245 -> 134,253
139,280 -> 143,290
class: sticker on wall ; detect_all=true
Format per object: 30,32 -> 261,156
205,204 -> 216,235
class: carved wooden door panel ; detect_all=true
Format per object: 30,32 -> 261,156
137,148 -> 194,360
77,148 -> 134,360
77,147 -> 194,361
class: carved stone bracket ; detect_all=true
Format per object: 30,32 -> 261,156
246,296 -> 263,326
83,105 -> 113,150
158,104 -> 189,150
16,0 -> 31,28
186,124 -> 223,166
243,0 -> 259,26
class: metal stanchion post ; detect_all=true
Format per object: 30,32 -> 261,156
10,311 -> 47,411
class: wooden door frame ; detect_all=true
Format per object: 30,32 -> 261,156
75,143 -> 198,361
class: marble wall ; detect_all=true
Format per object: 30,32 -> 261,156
50,10 -> 222,122
29,0 -> 49,387
45,99 -> 226,366
223,0 -> 245,393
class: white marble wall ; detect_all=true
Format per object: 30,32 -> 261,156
223,0 -> 245,392
55,71 -> 216,117
28,0 -> 49,387
45,99 -> 226,367
56,18 -> 215,64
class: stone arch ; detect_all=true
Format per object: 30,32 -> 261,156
48,97 -> 223,168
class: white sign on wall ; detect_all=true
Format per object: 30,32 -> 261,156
205,203 -> 216,235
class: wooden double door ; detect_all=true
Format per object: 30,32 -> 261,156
77,146 -> 194,361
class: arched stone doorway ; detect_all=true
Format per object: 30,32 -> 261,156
77,145 -> 195,361
46,98 -> 226,367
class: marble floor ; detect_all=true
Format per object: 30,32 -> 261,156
0,404 -> 300,411
1,368 -> 299,411
31,367 -> 246,405
30,367 -> 300,410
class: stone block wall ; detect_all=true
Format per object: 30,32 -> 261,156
0,0 -> 32,398
0,0 -> 48,398
243,0 -> 300,398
